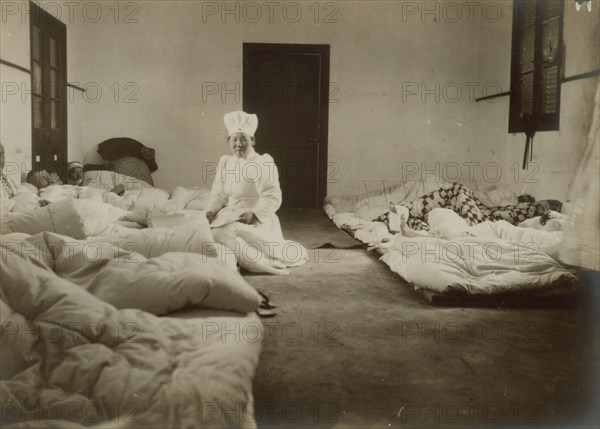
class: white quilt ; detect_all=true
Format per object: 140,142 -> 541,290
327,195 -> 575,295
0,198 -> 132,238
38,174 -> 212,214
379,233 -> 575,295
1,231 -> 262,428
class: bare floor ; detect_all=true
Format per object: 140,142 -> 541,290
246,210 -> 599,429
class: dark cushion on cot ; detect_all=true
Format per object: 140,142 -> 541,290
107,156 -> 154,186
97,138 -> 158,172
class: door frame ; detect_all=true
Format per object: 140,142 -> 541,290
243,42 -> 330,208
29,0 -> 68,175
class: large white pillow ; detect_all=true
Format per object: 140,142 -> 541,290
72,199 -> 128,236
1,199 -> 87,238
11,190 -> 40,212
85,252 -> 260,315
95,218 -> 216,259
83,170 -> 152,191
473,188 -> 518,207
169,186 -> 212,210
131,187 -> 170,211
427,208 -> 470,239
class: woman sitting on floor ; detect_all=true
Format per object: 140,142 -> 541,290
205,111 -> 308,275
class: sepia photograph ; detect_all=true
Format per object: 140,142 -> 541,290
0,0 -> 599,428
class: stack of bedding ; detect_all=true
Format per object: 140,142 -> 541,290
0,174 -> 264,428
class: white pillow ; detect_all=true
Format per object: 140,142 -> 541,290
38,184 -> 77,203
83,170 -> 152,191
11,191 -> 40,212
427,208 -> 469,239
18,183 -> 38,194
86,252 -> 260,315
474,188 -> 518,207
131,187 -> 170,211
72,199 -> 128,236
97,218 -> 215,259
170,186 -> 212,210
149,210 -> 207,228
1,199 -> 87,238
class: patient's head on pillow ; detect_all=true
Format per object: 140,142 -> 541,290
537,199 -> 563,213
518,194 -> 536,203
67,161 -> 84,185
26,167 -> 62,189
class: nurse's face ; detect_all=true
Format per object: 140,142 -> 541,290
229,132 -> 253,158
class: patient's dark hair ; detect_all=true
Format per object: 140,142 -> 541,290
27,163 -> 60,185
518,194 -> 536,203
26,169 -> 37,183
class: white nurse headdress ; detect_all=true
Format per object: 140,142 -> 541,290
224,111 -> 258,137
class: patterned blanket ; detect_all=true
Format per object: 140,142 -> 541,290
377,183 -> 561,231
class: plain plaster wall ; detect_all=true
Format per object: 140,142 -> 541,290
2,0 -> 598,199
1,0 -> 85,183
474,0 -> 600,201
1,1 -> 31,184
64,0 -> 482,193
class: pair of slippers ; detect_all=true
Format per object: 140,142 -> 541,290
256,291 -> 278,318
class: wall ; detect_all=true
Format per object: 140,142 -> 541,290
1,1 -> 31,184
6,1 -> 595,199
64,0 -> 482,193
0,0 -> 85,183
474,0 -> 600,201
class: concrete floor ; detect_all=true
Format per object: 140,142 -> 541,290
246,210 -> 599,429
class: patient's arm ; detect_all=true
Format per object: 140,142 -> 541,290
119,210 -> 149,227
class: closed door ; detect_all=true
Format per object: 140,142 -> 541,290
30,1 -> 67,176
243,43 -> 329,209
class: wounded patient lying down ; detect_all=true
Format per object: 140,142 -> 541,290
36,183 -> 125,204
377,182 -> 561,232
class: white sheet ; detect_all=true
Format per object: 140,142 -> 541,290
380,234 -> 575,295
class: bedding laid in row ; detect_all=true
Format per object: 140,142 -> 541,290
324,180 -> 578,297
1,170 -> 215,237
1,222 -> 263,428
43,170 -> 213,212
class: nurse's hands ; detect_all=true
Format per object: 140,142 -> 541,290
240,211 -> 257,224
205,210 -> 256,224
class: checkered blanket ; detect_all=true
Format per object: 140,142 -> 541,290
377,183 -> 556,231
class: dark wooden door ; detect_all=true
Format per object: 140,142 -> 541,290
30,1 -> 67,177
243,43 -> 329,209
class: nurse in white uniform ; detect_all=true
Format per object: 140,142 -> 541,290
205,111 -> 308,275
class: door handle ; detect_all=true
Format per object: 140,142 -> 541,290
308,137 -> 317,143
